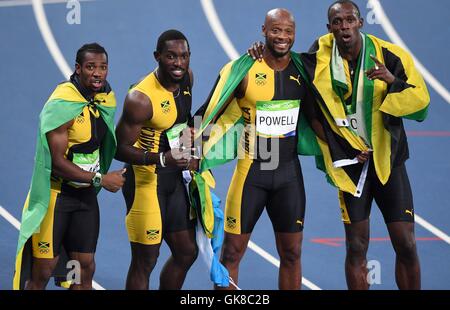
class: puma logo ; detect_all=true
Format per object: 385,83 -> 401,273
183,87 -> 191,96
289,75 -> 301,86
405,209 -> 413,216
296,220 -> 303,225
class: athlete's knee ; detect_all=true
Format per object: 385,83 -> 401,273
221,243 -> 246,266
394,239 -> 418,262
78,257 -> 96,278
32,264 -> 54,283
132,252 -> 159,274
173,243 -> 198,267
346,236 -> 369,257
279,246 -> 301,266
30,258 -> 58,285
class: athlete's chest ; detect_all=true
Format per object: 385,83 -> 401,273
243,61 -> 306,104
146,83 -> 192,131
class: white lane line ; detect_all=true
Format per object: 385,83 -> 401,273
0,205 -> 106,290
201,0 -> 321,290
200,0 -> 240,60
0,0 -> 91,8
369,0 -> 450,104
0,206 -> 20,230
415,214 -> 450,245
248,241 -> 322,290
31,0 -> 72,79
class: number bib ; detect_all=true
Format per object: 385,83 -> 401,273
166,122 -> 188,149
68,149 -> 100,187
256,100 -> 300,138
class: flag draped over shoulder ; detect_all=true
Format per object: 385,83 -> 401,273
13,81 -> 117,289
299,33 -> 430,196
196,54 -> 254,171
198,53 -> 321,171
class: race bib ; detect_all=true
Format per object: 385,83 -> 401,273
166,122 -> 188,149
68,149 -> 100,187
256,100 -> 300,138
346,111 -> 370,147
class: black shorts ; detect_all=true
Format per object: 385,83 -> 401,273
225,158 -> 306,234
32,186 -> 99,258
339,162 -> 414,224
123,164 -> 194,245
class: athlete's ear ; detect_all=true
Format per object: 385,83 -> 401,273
153,51 -> 160,62
359,17 -> 364,28
261,24 -> 266,37
75,62 -> 81,75
327,23 -> 331,32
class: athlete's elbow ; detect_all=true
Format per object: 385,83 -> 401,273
114,145 -> 128,162
50,161 -> 69,180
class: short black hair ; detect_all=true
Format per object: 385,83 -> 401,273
156,29 -> 190,53
328,0 -> 361,22
75,43 -> 108,65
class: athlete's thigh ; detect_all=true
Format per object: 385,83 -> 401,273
65,197 -> 99,254
31,189 -> 70,259
225,160 -> 269,234
339,171 -> 375,224
164,173 -> 194,233
374,163 -> 414,223
124,165 -> 163,245
268,159 -> 306,232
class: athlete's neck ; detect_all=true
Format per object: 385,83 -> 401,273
155,68 -> 180,93
263,50 -> 291,71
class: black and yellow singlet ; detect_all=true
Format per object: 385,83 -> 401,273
33,78 -> 107,258
132,71 -> 192,174
237,58 -> 308,162
225,59 -> 310,235
123,71 -> 194,245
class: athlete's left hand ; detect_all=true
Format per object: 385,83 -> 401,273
247,41 -> 264,62
356,151 -> 371,163
365,54 -> 395,85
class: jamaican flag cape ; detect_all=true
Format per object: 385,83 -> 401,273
13,79 -> 117,289
298,32 -> 430,196
196,53 -> 321,172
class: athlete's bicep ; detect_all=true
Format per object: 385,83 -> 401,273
46,120 -> 74,170
116,90 -> 152,146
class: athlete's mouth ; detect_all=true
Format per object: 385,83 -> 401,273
341,33 -> 352,43
274,41 -> 289,49
170,68 -> 185,78
91,79 -> 103,89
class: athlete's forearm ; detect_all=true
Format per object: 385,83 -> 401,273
51,158 -> 95,183
115,144 -> 159,166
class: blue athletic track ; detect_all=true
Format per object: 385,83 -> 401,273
1,0 -> 449,290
